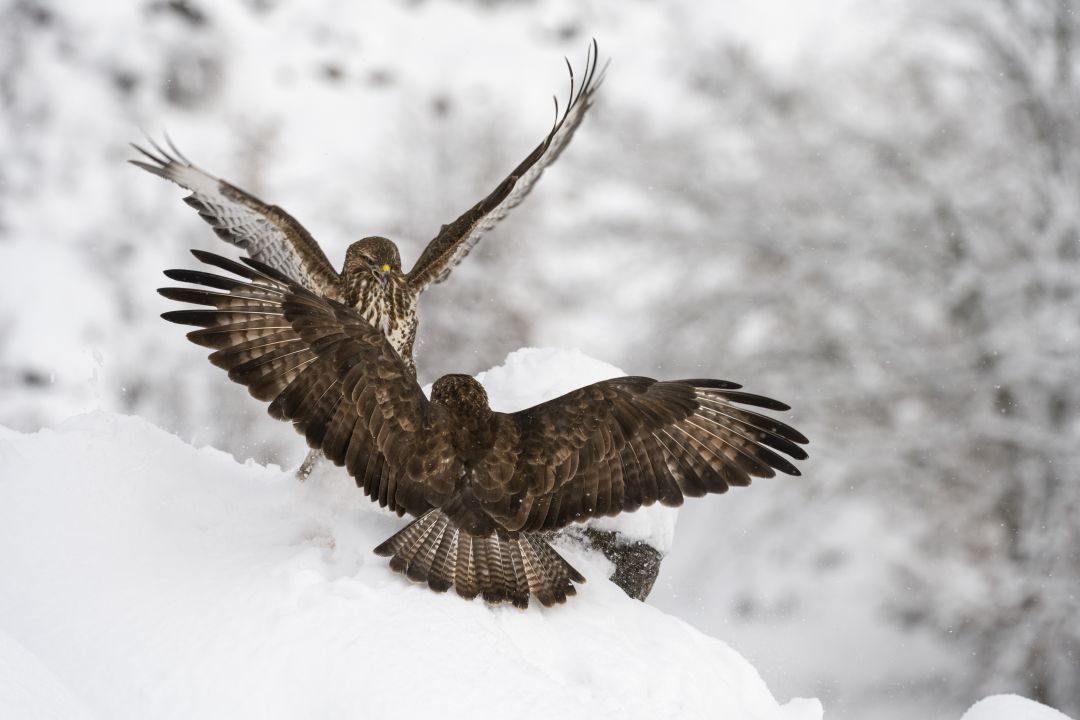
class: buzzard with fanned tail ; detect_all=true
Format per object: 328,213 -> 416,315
158,250 -> 810,608
132,40 -> 605,377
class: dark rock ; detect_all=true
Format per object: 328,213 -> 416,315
574,527 -> 664,602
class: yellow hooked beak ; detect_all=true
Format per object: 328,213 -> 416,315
379,264 -> 391,289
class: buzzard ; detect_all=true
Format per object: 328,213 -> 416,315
132,41 -> 605,378
159,251 -> 810,608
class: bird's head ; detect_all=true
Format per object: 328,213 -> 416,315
344,237 -> 402,291
431,374 -> 492,420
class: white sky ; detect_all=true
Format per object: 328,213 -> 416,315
718,0 -> 895,70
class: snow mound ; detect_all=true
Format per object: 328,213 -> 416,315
961,695 -> 1075,720
476,347 -> 626,413
0,412 -> 820,720
0,629 -> 96,720
476,347 -> 679,552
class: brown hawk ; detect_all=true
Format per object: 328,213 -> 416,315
158,251 -> 810,608
132,40 -> 605,378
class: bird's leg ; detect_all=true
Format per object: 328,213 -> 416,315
296,448 -> 322,482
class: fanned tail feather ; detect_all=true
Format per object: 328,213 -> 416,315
373,509 -> 585,608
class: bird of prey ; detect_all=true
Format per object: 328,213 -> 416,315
158,251 -> 810,608
132,40 -> 605,378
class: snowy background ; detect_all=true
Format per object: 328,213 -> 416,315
1,0 -> 1078,718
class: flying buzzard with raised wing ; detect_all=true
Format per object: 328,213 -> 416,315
133,40 -> 605,378
159,251 -> 810,608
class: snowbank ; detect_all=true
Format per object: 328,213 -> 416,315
961,695 -> 1075,720
0,628 -> 96,720
0,411 -> 820,720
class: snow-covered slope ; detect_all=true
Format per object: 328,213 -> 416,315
961,695 -> 1076,720
0,411 -> 821,720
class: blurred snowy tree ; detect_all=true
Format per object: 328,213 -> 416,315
634,1 -> 1080,713
872,0 -> 1080,710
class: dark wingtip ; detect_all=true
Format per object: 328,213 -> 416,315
186,248 -> 264,281
685,378 -> 743,390
719,390 -> 792,412
157,286 -> 227,306
190,248 -> 224,263
157,287 -> 187,301
786,444 -> 810,461
766,453 -> 802,477
129,159 -> 168,178
160,309 -> 207,326
129,141 -> 168,166
162,268 -> 191,282
163,131 -> 193,165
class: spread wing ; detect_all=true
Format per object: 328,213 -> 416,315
406,40 -> 607,292
497,377 -> 809,532
157,250 -> 459,517
132,138 -> 342,295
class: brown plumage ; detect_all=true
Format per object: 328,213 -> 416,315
132,40 -> 606,377
159,251 -> 811,608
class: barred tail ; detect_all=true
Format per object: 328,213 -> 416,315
373,509 -> 585,608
